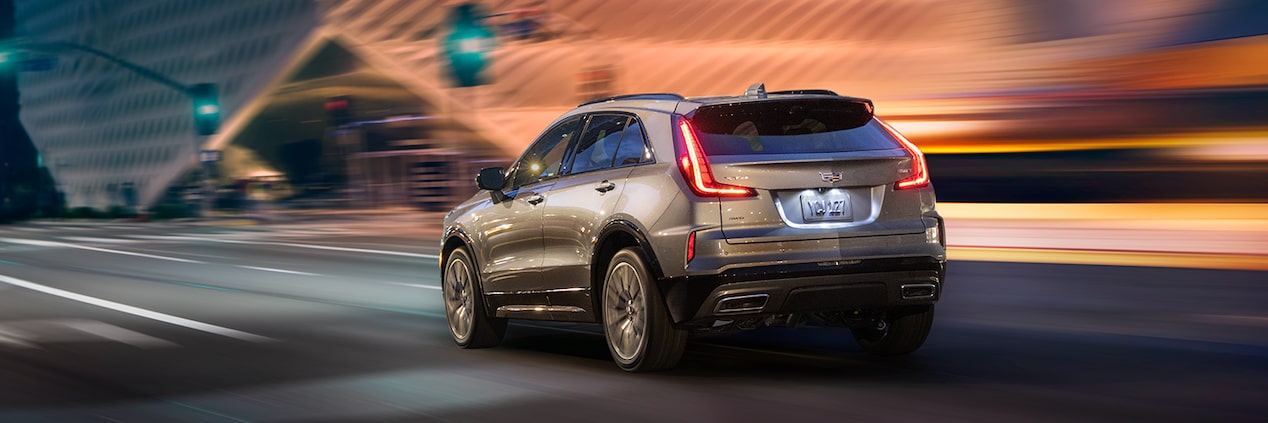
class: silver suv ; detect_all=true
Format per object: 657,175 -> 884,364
441,84 -> 946,372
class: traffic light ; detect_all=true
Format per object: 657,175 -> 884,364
0,47 -> 17,72
188,83 -> 219,136
441,3 -> 496,87
325,96 -> 352,126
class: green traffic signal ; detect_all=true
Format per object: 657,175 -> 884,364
0,48 -> 15,71
188,83 -> 220,136
441,3 -> 495,87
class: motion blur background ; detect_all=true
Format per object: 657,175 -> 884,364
2,0 -> 1266,263
1,2 -> 1266,421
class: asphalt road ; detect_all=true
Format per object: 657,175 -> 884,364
0,217 -> 1265,422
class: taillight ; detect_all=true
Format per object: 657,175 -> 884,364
677,119 -> 755,197
879,119 -> 930,190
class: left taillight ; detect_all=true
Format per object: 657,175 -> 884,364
677,119 -> 755,197
878,118 -> 930,190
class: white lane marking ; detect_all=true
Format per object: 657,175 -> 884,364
131,235 -> 440,259
236,265 -> 319,276
383,281 -> 442,290
6,236 -> 421,280
256,241 -> 440,259
61,236 -> 139,244
0,238 -> 204,264
0,274 -> 273,343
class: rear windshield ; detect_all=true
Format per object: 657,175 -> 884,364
689,99 -> 900,155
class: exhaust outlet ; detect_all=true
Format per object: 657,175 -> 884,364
900,283 -> 937,300
715,294 -> 769,314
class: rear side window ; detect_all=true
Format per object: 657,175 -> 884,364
612,119 -> 651,166
568,115 -> 630,174
689,99 -> 898,155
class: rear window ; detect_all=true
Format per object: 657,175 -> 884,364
689,99 -> 899,155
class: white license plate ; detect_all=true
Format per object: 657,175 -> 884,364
801,191 -> 852,222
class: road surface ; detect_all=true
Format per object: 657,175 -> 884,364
0,215 -> 1264,422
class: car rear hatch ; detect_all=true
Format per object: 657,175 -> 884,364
682,97 -> 929,244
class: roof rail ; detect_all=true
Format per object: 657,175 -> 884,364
578,93 -> 685,107
768,89 -> 840,96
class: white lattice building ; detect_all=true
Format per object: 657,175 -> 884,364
14,0 -> 1228,209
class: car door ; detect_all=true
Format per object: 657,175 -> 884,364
478,116 -> 581,307
540,114 -> 653,320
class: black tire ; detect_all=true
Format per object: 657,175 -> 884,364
601,247 -> 687,372
442,247 -> 507,348
852,305 -> 935,356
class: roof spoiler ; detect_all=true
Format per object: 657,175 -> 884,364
768,89 -> 840,96
745,82 -> 841,98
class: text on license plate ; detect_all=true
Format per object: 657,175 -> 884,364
801,191 -> 853,222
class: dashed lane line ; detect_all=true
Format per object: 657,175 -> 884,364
0,238 -> 204,264
131,235 -> 440,259
0,273 -> 274,343
1,236 -> 441,290
60,236 -> 142,244
382,281 -> 442,290
235,265 -> 320,276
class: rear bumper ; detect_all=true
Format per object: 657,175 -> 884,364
657,256 -> 945,325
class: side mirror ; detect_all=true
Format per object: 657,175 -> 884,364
476,167 -> 508,203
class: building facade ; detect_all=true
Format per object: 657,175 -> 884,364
13,0 -> 1252,210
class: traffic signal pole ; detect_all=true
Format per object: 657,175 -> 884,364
2,37 -> 222,217
17,41 -> 188,92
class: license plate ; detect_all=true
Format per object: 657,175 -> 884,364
801,191 -> 852,222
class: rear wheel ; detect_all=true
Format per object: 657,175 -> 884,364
852,305 -> 935,356
443,247 -> 506,348
602,247 -> 687,372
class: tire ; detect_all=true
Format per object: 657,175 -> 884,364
852,305 -> 935,356
602,247 -> 687,372
442,247 -> 507,348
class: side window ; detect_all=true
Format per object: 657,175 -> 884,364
511,117 -> 581,189
568,115 -> 630,175
612,117 -> 652,166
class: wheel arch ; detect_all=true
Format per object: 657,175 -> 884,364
592,220 -> 665,311
441,227 -> 473,268
441,227 -> 498,318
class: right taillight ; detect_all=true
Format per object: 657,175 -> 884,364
677,119 -> 755,197
878,118 -> 930,190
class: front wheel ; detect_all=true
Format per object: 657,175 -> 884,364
851,305 -> 935,356
602,247 -> 687,372
443,247 -> 506,348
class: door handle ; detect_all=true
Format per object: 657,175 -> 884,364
594,181 -> 617,193
526,194 -> 545,205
